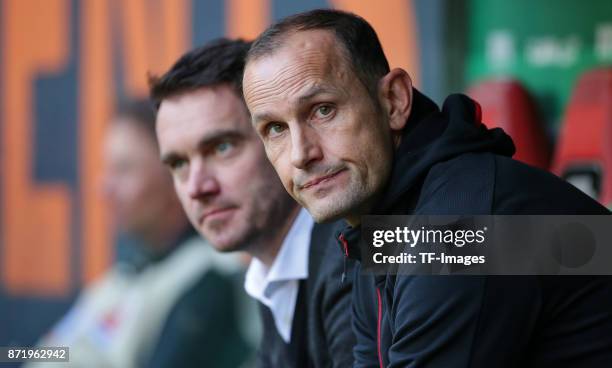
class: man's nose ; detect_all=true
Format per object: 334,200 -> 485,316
290,125 -> 323,169
186,161 -> 220,199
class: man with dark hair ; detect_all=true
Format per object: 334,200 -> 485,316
150,38 -> 355,367
242,9 -> 612,368
29,100 -> 251,368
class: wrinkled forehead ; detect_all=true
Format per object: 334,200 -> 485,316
243,30 -> 353,108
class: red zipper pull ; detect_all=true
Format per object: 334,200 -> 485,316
339,233 -> 349,257
339,233 -> 349,283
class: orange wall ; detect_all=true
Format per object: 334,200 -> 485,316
0,0 -> 420,297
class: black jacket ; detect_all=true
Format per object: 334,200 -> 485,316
338,90 -> 612,367
258,221 -> 356,367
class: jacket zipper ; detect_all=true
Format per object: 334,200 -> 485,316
340,232 -> 383,366
376,287 -> 384,368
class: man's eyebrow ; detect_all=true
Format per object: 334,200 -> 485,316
252,112 -> 276,127
160,151 -> 182,166
296,86 -> 334,103
160,129 -> 244,164
195,129 -> 244,149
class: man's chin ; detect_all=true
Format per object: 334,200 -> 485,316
201,229 -> 250,253
305,189 -> 369,224
306,202 -> 351,224
208,238 -> 246,253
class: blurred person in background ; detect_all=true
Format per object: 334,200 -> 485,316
150,38 -> 355,367
26,100 -> 253,368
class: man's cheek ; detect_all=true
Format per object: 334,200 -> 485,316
178,193 -> 193,219
264,143 -> 281,164
279,162 -> 294,190
264,151 -> 283,178
274,170 -> 290,195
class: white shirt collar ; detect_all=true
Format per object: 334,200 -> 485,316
244,208 -> 314,342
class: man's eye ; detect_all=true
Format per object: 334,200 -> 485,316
314,105 -> 334,119
266,123 -> 286,137
168,158 -> 187,171
215,141 -> 235,155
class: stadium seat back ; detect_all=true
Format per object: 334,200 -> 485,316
552,68 -> 612,205
468,79 -> 551,169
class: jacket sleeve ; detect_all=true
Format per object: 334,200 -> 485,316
387,275 -> 544,368
351,265 -> 381,368
385,275 -> 487,367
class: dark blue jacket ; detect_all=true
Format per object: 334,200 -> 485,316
338,91 -> 612,367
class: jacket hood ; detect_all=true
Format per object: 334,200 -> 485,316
375,90 -> 516,212
336,90 -> 515,261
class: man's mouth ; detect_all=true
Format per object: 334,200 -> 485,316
199,207 -> 237,223
300,168 -> 346,190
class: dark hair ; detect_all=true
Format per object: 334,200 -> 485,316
247,9 -> 390,98
114,99 -> 158,143
149,38 -> 252,109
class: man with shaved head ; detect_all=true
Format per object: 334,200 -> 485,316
242,9 -> 612,367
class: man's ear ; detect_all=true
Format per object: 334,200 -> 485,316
378,68 -> 413,132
